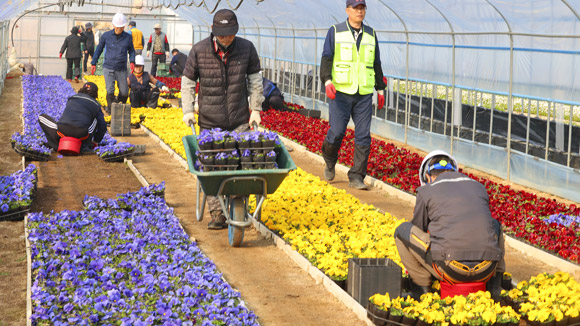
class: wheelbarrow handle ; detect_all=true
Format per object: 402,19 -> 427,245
189,120 -> 197,136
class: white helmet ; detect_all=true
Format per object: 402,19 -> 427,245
418,150 -> 458,186
135,55 -> 145,66
112,13 -> 127,28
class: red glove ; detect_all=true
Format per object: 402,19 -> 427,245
325,82 -> 336,100
383,76 -> 388,87
130,62 -> 135,73
90,65 -> 96,75
377,91 -> 385,110
59,53 -> 62,59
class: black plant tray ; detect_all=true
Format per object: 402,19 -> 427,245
100,149 -> 135,162
0,207 -> 30,222
13,146 -> 50,162
241,162 -> 277,170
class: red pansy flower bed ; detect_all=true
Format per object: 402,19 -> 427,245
261,108 -> 580,263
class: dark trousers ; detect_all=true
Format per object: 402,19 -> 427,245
262,95 -> 285,111
130,88 -> 160,108
38,114 -> 94,151
66,58 -> 81,80
325,91 -> 372,146
151,53 -> 166,76
83,49 -> 94,73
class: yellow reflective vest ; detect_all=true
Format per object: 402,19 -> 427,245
332,22 -> 376,95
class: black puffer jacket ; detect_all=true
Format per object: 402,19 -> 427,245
60,29 -> 83,59
183,35 -> 261,130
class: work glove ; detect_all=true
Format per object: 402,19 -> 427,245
90,65 -> 96,75
377,90 -> 385,110
146,51 -> 150,57
59,53 -> 63,59
161,86 -> 169,92
130,62 -> 135,73
325,81 -> 336,100
249,110 -> 261,127
183,112 -> 196,126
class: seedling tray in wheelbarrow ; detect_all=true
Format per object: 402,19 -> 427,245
182,134 -> 296,196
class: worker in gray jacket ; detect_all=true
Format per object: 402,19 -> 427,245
394,150 -> 505,300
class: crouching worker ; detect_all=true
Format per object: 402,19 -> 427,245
394,150 -> 505,301
128,55 -> 169,108
38,82 -> 107,153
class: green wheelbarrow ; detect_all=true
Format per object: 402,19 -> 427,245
182,124 -> 296,247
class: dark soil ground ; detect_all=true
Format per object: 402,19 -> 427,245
0,76 -> 577,326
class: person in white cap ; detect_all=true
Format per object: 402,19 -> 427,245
394,150 -> 505,301
127,55 -> 169,108
181,9 -> 264,230
90,12 -> 136,112
146,23 -> 170,76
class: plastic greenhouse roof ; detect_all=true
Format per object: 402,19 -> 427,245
3,0 -> 580,103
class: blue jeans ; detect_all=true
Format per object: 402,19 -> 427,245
325,91 -> 372,146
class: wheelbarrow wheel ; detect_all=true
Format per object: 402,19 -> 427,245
228,197 -> 245,247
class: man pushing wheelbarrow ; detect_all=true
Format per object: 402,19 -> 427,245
180,9 -> 264,230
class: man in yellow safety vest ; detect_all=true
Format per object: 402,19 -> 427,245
320,0 -> 387,190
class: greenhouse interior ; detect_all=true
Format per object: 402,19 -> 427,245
1,0 -> 580,325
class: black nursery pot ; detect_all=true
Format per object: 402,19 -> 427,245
252,155 -> 265,162
265,155 -> 277,162
214,158 -> 227,166
227,157 -> 240,166
250,140 -> 262,148
200,157 -> 214,165
238,140 -> 250,149
224,139 -> 237,149
198,142 -> 212,150
212,141 -> 225,149
240,156 -> 252,163
262,139 -> 275,148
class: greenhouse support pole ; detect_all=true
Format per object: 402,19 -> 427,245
404,33 -> 410,144
312,27 -> 317,109
567,105 -> 573,167
291,25 -> 295,103
506,34 -> 514,182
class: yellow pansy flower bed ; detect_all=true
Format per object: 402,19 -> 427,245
371,290 -> 520,326
130,108 -> 404,280
84,75 -> 173,109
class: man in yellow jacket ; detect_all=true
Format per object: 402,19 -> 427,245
128,21 -> 145,56
320,0 -> 386,190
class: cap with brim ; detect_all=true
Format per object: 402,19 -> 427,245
212,9 -> 239,36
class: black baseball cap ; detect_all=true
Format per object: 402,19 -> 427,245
212,9 -> 239,36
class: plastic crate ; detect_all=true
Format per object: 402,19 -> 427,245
440,281 -> 486,299
347,258 -> 402,306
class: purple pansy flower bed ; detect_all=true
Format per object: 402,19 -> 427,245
27,184 -> 259,325
0,164 -> 37,214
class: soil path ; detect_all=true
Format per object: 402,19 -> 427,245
0,76 -> 575,326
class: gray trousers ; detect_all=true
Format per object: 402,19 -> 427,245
206,123 -> 251,213
103,67 -> 129,100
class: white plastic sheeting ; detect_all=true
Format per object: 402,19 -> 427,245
0,0 -> 38,21
171,0 -> 580,105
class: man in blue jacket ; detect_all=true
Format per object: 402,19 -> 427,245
320,0 -> 386,190
38,82 -> 107,153
91,12 -> 136,112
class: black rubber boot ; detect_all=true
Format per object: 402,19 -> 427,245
147,88 -> 160,108
487,273 -> 502,302
402,281 -> 431,301
348,144 -> 370,190
106,93 -> 116,114
321,140 -> 340,181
